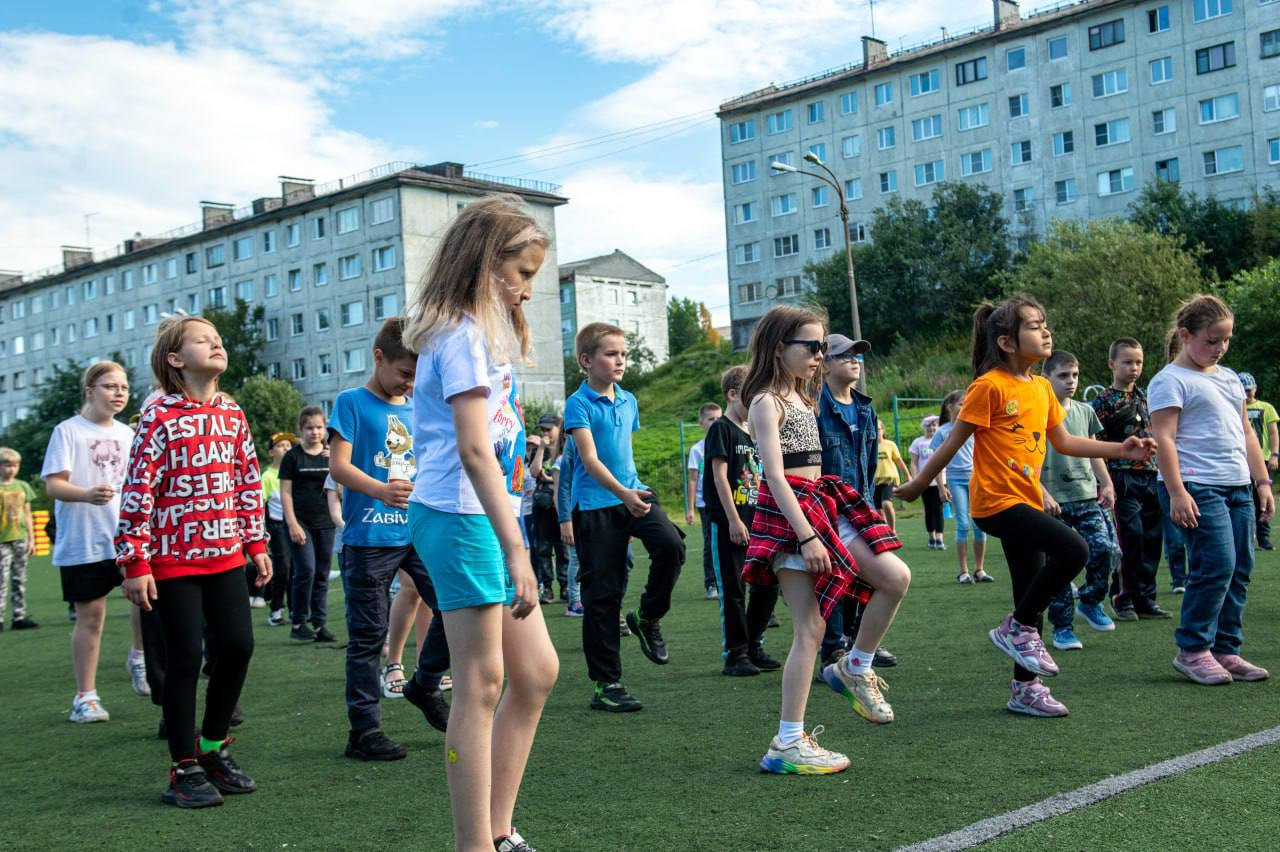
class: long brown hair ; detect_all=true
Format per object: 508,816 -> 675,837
970,294 -> 1046,378
151,316 -> 219,396
938,389 -> 964,425
403,194 -> 549,364
740,305 -> 827,410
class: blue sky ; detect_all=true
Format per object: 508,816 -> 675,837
0,0 -> 998,323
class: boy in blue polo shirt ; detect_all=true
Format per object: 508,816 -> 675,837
328,318 -> 451,760
564,322 -> 686,713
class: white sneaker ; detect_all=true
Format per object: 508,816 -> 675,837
759,726 -> 849,774
70,693 -> 110,723
328,570 -> 340,581
267,609 -> 285,626
249,596 -> 267,609
127,654 -> 150,697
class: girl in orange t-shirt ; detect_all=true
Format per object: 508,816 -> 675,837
899,295 -> 1154,717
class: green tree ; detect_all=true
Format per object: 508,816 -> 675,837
1003,219 -> 1204,383
1225,257 -> 1280,399
202,298 -> 266,393
1128,181 -> 1255,281
624,331 -> 657,377
667,296 -> 703,357
233,374 -> 306,461
563,354 -> 582,397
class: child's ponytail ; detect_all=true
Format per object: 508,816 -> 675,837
970,303 -> 998,378
970,294 -> 1046,378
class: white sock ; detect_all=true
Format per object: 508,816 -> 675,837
844,648 -> 874,676
777,720 -> 805,744
128,648 -> 145,664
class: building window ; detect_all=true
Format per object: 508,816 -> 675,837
911,114 -> 943,141
235,280 -> 254,302
288,268 -> 302,292
1269,138 -> 1280,165
1050,82 -> 1071,109
369,197 -> 395,225
1047,35 -> 1068,60
1009,93 -> 1029,118
840,91 -> 858,114
814,228 -> 832,250
312,216 -> 326,239
842,135 -> 861,158
874,82 -> 893,106
1092,69 -> 1129,98
1013,188 -> 1034,211
1088,19 -> 1125,51
1153,107 -> 1177,134
771,193 -> 798,217
1199,93 -> 1240,123
1098,166 -> 1136,196
206,244 -> 225,267
773,235 -> 800,257
806,101 -> 825,124
1155,157 -> 1181,182
1203,145 -> 1244,175
32,331 -> 44,350
374,293 -> 399,320
1196,42 -> 1236,74
910,69 -> 940,96
267,362 -> 281,380
879,170 -> 898,193
730,161 -> 757,184
84,280 -> 97,301
808,142 -> 827,162
315,308 -> 331,332
317,353 -> 333,377
208,286 -> 227,308
1193,0 -> 1232,22
336,206 -> 361,234
290,313 -> 304,335
626,290 -> 638,306
264,273 -> 278,297
313,262 -> 328,286
729,119 -> 755,143
124,309 -> 135,331
914,160 -> 945,186
266,317 -> 279,341
165,258 -> 177,279
1149,6 -> 1170,32
1053,131 -> 1075,156
66,324 -> 76,342
286,223 -> 301,246
877,126 -> 896,149
263,230 -> 277,253
183,293 -> 198,314
292,358 -> 307,381
811,186 -> 829,208
1011,140 -> 1032,164
769,152 -> 792,171
144,304 -> 159,325
373,245 -> 396,271
1263,29 -> 1280,59
776,276 -> 802,297
341,301 -> 365,326
955,57 -> 988,86
1095,117 -> 1132,146
766,109 -> 793,134
344,350 -> 367,373
1150,56 -> 1173,84
232,236 -> 253,261
1265,84 -> 1280,112
1055,178 -> 1078,204
736,243 -> 759,265
738,282 -> 763,304
958,103 -> 990,130
185,253 -> 197,274
844,178 -> 863,200
961,149 -> 993,176
1007,47 -> 1026,71
734,202 -> 756,224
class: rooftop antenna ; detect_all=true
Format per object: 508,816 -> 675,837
868,0 -> 877,39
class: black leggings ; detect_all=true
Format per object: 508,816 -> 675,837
153,568 -> 254,761
922,486 -> 944,534
975,503 -> 1088,681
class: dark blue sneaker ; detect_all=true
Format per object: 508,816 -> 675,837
162,760 -> 224,808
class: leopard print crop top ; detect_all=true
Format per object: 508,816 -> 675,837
778,397 -> 822,468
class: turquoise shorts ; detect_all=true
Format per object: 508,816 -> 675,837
409,502 -> 514,612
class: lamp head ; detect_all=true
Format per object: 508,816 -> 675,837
770,161 -> 798,173
803,151 -> 824,165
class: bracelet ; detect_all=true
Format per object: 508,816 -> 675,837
1256,479 -> 1274,488
797,533 -> 819,547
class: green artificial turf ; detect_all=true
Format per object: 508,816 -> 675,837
1,515 -> 1277,850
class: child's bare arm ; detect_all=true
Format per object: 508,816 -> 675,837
570,427 -> 650,517
750,394 -> 829,574
900,422 -> 975,500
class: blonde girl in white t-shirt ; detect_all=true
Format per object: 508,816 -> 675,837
40,361 -> 143,723
403,194 -> 558,852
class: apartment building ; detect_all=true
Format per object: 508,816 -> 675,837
559,249 -> 670,362
718,0 -> 1280,347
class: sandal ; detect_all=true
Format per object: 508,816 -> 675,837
974,570 -> 995,583
957,573 -> 975,585
381,663 -> 408,699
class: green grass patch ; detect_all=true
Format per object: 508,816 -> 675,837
2,518 -> 1277,850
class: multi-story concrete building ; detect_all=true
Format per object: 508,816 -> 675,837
718,0 -> 1280,347
0,162 -> 567,426
559,250 -> 670,362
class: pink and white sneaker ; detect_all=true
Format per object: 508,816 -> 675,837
1212,653 -> 1269,682
989,614 -> 1059,677
1173,650 -> 1232,685
1007,678 -> 1068,717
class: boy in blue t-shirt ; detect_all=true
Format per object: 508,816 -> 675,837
564,323 -> 686,713
329,318 -> 451,760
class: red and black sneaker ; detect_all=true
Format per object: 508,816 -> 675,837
161,760 -> 224,808
196,738 -> 257,795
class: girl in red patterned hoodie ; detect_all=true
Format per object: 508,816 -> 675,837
117,316 -> 271,809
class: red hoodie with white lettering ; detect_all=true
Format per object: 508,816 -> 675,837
115,393 -> 268,581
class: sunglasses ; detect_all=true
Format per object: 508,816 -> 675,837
783,338 -> 828,356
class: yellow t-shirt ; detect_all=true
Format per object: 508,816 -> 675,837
959,370 -> 1065,518
874,439 -> 905,486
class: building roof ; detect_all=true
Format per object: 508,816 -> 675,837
559,249 -> 666,285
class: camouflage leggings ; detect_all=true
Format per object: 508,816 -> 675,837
1048,499 -> 1120,629
0,540 -> 29,623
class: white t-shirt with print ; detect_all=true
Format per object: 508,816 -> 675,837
40,414 -> 135,566
687,439 -> 706,509
1148,363 -> 1251,486
410,318 -> 527,516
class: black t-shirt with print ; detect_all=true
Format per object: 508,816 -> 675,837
279,445 -> 334,530
701,417 -> 763,527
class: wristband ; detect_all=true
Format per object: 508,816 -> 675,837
1256,479 -> 1274,488
797,533 -> 819,547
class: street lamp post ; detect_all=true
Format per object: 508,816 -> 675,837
771,154 -> 865,391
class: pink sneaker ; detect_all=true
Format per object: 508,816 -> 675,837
1007,678 -> 1068,717
989,614 -> 1059,678
1173,650 -> 1232,685
1212,653 -> 1269,682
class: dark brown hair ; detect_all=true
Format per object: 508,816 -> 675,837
297,404 -> 325,432
970,294 -> 1046,378
373,317 -> 413,363
1108,337 -> 1142,362
721,364 -> 749,397
1044,350 -> 1078,375
1169,293 -> 1233,362
938,389 -> 965,425
740,305 -> 827,410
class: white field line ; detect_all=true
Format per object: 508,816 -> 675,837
897,724 -> 1280,852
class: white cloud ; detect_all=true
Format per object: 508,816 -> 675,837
473,119 -> 500,129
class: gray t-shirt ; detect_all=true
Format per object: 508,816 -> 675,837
1040,399 -> 1103,504
1148,363 -> 1250,486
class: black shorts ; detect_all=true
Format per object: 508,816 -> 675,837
60,559 -> 124,603
873,483 -> 896,506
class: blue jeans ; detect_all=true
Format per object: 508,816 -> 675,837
1160,482 -> 1189,589
342,545 -> 450,733
566,544 -> 581,608
289,525 -> 335,628
1160,483 -> 1255,654
948,477 -> 986,544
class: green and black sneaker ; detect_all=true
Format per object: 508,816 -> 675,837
590,681 -> 642,713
